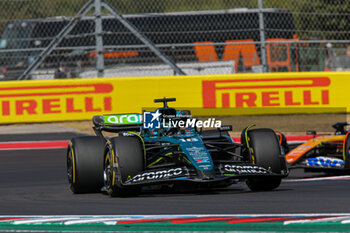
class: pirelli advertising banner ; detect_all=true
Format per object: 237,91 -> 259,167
0,71 -> 348,123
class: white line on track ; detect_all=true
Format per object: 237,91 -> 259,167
5,214 -> 350,226
341,219 -> 350,224
285,175 -> 350,182
284,216 -> 350,225
13,217 -> 82,224
4,214 -> 350,218
63,215 -> 196,225
64,217 -> 136,225
284,219 -> 316,225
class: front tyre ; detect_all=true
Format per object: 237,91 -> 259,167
243,128 -> 283,191
104,136 -> 144,197
67,136 -> 105,194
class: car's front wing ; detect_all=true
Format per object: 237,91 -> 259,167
120,164 -> 287,187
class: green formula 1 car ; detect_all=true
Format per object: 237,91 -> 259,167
67,98 -> 288,196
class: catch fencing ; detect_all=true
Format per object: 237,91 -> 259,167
0,0 -> 349,80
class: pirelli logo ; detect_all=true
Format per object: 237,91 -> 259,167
202,77 -> 330,108
0,83 -> 113,117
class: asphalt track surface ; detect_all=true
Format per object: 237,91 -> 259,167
1,133 -> 350,215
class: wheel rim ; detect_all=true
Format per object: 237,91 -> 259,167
67,149 -> 73,184
104,151 -> 113,191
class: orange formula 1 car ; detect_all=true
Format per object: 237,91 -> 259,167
284,122 -> 350,173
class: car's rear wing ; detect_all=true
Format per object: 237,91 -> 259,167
92,114 -> 142,133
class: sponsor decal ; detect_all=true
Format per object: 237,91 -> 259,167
181,143 -> 213,171
305,157 -> 345,168
196,158 -> 209,162
202,77 -> 330,108
223,164 -> 268,174
0,83 -> 113,117
104,114 -> 142,125
179,138 -> 199,142
120,132 -> 137,136
129,168 -> 184,183
185,146 -> 210,163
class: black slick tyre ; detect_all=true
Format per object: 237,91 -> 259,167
104,136 -> 144,197
67,136 -> 105,194
244,128 -> 283,191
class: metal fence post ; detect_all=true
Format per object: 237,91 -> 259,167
101,1 -> 185,76
18,0 -> 95,80
258,0 -> 268,72
94,0 -> 104,77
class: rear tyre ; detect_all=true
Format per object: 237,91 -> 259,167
67,136 -> 105,194
243,128 -> 283,191
104,136 -> 144,197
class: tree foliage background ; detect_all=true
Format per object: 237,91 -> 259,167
0,0 -> 349,41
